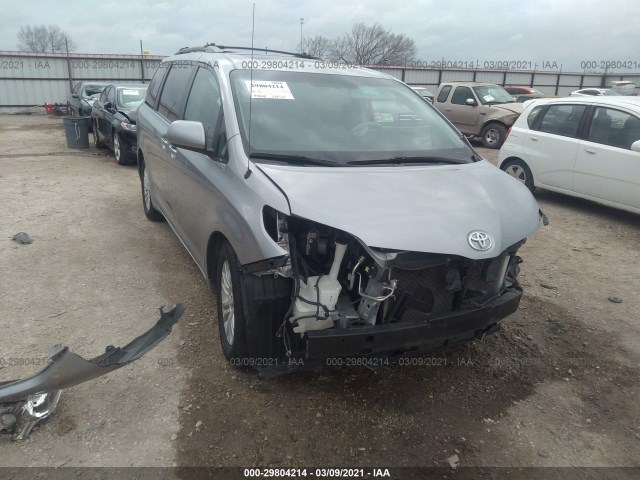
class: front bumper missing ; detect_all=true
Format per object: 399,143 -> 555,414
305,288 -> 521,359
0,304 -> 184,440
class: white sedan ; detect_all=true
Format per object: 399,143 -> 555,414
498,96 -> 640,214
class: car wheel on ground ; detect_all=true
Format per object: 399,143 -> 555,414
141,162 -> 164,221
216,241 -> 248,361
113,132 -> 127,165
93,121 -> 105,148
501,158 -> 535,192
481,123 -> 507,149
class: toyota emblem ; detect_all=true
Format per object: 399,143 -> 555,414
468,231 -> 493,251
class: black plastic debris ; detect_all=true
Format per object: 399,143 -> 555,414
608,296 -> 623,304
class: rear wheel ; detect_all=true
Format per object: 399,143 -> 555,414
141,161 -> 164,221
481,123 -> 507,149
501,158 -> 535,192
93,120 -> 105,148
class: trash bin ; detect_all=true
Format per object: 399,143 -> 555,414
62,116 -> 90,149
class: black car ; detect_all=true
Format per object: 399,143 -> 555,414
68,82 -> 109,131
91,84 -> 148,165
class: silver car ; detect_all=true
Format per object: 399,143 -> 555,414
136,45 -> 541,373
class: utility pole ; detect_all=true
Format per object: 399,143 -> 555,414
140,39 -> 145,83
300,18 -> 304,53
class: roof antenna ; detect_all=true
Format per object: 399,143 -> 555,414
244,3 -> 256,180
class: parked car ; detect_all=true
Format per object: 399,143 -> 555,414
411,86 -> 435,102
91,83 -> 148,165
136,45 -> 541,372
503,86 -> 554,103
68,82 -> 109,131
499,96 -> 640,214
570,88 -> 617,97
433,82 -> 523,148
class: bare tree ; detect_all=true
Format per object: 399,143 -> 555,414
299,35 -> 332,58
17,25 -> 76,53
328,23 -> 416,66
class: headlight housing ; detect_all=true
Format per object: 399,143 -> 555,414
120,122 -> 136,132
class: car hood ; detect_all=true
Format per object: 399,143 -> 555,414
257,160 -> 540,259
492,103 -> 523,115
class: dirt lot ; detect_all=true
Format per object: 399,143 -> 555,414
0,115 -> 639,472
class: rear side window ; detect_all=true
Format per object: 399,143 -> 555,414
157,63 -> 194,122
588,107 -> 640,149
437,85 -> 452,103
183,67 -> 223,150
538,104 -> 587,137
451,86 -> 473,105
146,66 -> 168,109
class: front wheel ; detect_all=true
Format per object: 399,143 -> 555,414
501,158 -> 535,192
141,161 -> 164,221
216,241 -> 248,360
481,123 -> 507,149
113,132 -> 128,165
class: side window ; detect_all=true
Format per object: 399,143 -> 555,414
538,104 -> 587,137
183,67 -> 223,151
106,87 -> 116,105
146,65 -> 168,109
157,64 -> 194,122
527,105 -> 544,129
451,86 -> 474,105
437,85 -> 452,103
588,107 -> 640,149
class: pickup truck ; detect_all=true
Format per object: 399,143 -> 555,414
433,82 -> 523,148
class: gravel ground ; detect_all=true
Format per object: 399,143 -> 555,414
0,115 -> 638,472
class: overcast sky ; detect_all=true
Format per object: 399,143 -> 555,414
1,0 -> 639,72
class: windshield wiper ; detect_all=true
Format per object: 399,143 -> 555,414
347,156 -> 466,166
249,152 -> 337,167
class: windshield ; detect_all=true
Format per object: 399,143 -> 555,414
83,84 -> 106,98
473,86 -> 516,105
117,87 -> 147,109
230,70 -> 473,165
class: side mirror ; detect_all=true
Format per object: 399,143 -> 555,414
71,94 -> 80,99
465,98 -> 477,106
167,120 -> 206,151
103,102 -> 112,110
631,140 -> 640,153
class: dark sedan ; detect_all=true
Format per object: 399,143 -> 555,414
91,84 -> 147,165
68,82 -> 109,131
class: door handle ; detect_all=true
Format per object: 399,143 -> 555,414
584,147 -> 596,154
529,137 -> 539,142
445,108 -> 452,112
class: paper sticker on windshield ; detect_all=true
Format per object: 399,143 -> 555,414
483,95 -> 494,102
123,89 -> 139,95
244,80 -> 294,99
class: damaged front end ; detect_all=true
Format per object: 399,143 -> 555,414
249,209 -> 535,374
0,304 -> 184,440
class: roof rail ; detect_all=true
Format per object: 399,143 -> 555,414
175,43 -> 223,55
175,43 -> 320,59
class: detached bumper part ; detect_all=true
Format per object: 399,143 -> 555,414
0,304 -> 184,440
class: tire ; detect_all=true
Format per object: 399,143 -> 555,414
113,132 -> 128,165
216,241 -> 249,360
93,120 -> 106,148
481,123 -> 507,149
141,161 -> 164,221
501,158 -> 535,192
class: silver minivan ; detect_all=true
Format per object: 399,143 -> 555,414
136,45 -> 541,373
